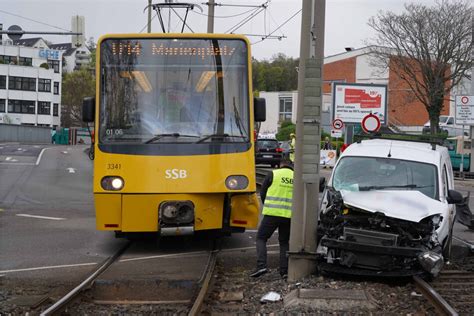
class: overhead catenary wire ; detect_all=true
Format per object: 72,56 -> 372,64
225,6 -> 266,34
205,2 -> 269,8
251,8 -> 301,45
0,8 -> 72,32
190,7 -> 259,19
139,12 -> 158,33
267,8 -> 285,37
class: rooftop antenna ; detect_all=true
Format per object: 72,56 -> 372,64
144,2 -> 203,33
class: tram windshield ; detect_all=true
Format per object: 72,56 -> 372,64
99,38 -> 250,144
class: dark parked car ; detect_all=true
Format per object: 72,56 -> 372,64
279,140 -> 291,161
255,138 -> 283,168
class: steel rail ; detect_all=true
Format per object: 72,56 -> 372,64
413,275 -> 459,316
40,242 -> 131,316
188,249 -> 218,316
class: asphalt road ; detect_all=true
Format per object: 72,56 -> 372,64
0,144 -> 263,282
0,144 -> 126,277
1,145 -> 472,282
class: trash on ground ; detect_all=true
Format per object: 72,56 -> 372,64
260,291 -> 281,303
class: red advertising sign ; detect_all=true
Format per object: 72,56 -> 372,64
332,83 -> 388,124
344,88 -> 382,108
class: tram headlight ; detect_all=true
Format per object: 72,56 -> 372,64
101,176 -> 124,191
225,175 -> 249,190
163,205 -> 178,219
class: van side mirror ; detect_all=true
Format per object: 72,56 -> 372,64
254,97 -> 266,122
319,177 -> 326,192
82,97 -> 95,122
447,190 -> 463,204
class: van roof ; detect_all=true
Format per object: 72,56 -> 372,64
342,139 -> 446,165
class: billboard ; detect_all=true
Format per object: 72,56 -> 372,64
332,83 -> 388,125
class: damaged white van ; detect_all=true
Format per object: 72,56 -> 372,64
317,137 -> 463,277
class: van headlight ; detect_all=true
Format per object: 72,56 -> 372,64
225,175 -> 249,190
101,176 -> 124,191
418,251 -> 444,276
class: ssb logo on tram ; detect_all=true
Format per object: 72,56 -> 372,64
165,169 -> 188,179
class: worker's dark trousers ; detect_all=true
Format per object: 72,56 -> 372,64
256,215 -> 291,273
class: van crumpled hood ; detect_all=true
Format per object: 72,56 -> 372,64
340,190 -> 447,223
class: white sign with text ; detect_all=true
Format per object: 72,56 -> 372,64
455,95 -> 474,125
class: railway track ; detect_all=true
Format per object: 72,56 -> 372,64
38,240 -> 220,315
39,242 -> 131,315
413,256 -> 474,315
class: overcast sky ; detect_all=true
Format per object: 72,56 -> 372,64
2,0 -> 435,60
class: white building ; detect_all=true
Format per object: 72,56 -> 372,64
50,15 -> 91,73
49,42 -> 90,73
0,39 -> 62,127
259,91 -> 298,135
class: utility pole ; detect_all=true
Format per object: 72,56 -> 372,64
288,0 -> 325,281
147,0 -> 152,33
207,0 -> 215,33
469,12 -> 473,172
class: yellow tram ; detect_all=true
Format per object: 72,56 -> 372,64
83,33 -> 265,238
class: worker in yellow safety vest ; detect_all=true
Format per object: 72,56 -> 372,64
289,133 -> 296,163
250,159 -> 294,278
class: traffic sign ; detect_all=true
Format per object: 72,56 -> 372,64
331,129 -> 343,138
455,95 -> 474,125
361,113 -> 381,133
332,119 -> 344,130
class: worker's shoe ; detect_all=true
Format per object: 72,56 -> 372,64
280,270 -> 288,278
249,267 -> 268,278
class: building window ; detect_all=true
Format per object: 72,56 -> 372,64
48,60 -> 60,73
0,99 -> 5,112
53,82 -> 59,95
18,57 -> 33,66
38,101 -> 51,115
279,97 -> 293,122
53,103 -> 59,116
0,76 -> 5,89
8,76 -> 36,91
0,55 -> 17,65
38,79 -> 52,92
8,100 -> 35,114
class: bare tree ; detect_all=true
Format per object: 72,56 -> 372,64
367,0 -> 472,134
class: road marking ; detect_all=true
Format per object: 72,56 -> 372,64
0,208 -> 3,211
0,262 -> 97,274
5,157 -> 11,161
36,148 -> 48,165
62,151 -> 68,154
16,214 -> 66,221
67,168 -> 76,173
0,162 -> 35,165
0,244 -> 280,274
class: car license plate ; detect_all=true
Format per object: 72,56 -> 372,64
263,155 -> 273,158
